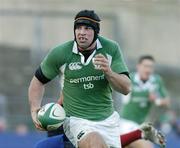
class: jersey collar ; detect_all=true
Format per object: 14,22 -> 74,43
134,72 -> 155,84
134,72 -> 155,90
72,39 -> 102,54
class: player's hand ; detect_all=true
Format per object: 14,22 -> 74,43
93,54 -> 112,74
149,92 -> 157,102
31,109 -> 45,131
149,92 -> 161,105
149,92 -> 170,107
160,99 -> 170,107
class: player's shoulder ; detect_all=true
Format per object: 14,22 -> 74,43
129,72 -> 136,80
51,40 -> 74,53
152,74 -> 163,82
98,36 -> 120,50
43,40 -> 74,64
46,40 -> 74,60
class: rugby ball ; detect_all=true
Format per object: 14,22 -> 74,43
37,103 -> 66,131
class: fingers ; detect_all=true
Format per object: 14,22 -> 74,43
94,54 -> 107,62
93,61 -> 109,67
34,121 -> 46,131
35,123 -> 45,131
148,93 -> 156,102
93,54 -> 108,67
94,53 -> 104,58
31,109 -> 46,131
93,60 -> 109,72
93,54 -> 110,72
33,119 -> 45,131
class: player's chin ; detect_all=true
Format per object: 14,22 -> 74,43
78,43 -> 90,49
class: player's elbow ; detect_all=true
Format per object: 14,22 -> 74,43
122,83 -> 132,95
122,87 -> 131,95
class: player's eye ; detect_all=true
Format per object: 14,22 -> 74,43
85,26 -> 93,30
76,25 -> 82,30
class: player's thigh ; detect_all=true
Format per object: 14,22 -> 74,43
64,112 -> 121,148
78,132 -> 108,148
128,139 -> 153,148
96,112 -> 121,147
63,117 -> 98,147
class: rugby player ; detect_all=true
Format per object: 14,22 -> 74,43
29,10 -> 165,148
120,55 -> 169,148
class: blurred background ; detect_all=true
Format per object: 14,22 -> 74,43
0,0 -> 179,147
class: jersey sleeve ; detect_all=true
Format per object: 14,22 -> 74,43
40,47 -> 65,80
158,76 -> 168,98
111,43 -> 129,74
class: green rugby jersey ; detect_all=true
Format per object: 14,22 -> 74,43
40,36 -> 128,121
120,72 -> 168,124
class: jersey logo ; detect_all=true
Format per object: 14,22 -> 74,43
77,130 -> 85,140
84,82 -> 94,89
68,62 -> 82,70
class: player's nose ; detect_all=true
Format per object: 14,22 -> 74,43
79,27 -> 86,35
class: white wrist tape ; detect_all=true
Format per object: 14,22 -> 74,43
155,99 -> 161,106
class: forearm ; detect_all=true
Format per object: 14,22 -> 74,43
105,71 -> 131,95
155,98 -> 170,107
28,76 -> 45,112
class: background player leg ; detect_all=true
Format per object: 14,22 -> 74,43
78,132 -> 108,148
120,123 -> 166,148
120,129 -> 153,148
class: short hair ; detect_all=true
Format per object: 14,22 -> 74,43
138,55 -> 155,64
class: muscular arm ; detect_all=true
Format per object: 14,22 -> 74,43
149,76 -> 170,107
28,76 -> 45,111
149,93 -> 170,107
28,46 -> 64,130
159,98 -> 170,107
28,76 -> 45,129
105,71 -> 131,95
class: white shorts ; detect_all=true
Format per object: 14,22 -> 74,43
63,111 -> 121,148
119,118 -> 139,135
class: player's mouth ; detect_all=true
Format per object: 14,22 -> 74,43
78,37 -> 87,42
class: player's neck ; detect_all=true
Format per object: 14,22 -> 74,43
78,42 -> 97,62
78,41 -> 97,52
140,76 -> 149,83
141,79 -> 148,83
138,73 -> 149,83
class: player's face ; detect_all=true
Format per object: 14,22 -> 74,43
137,59 -> 155,80
75,25 -> 94,49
